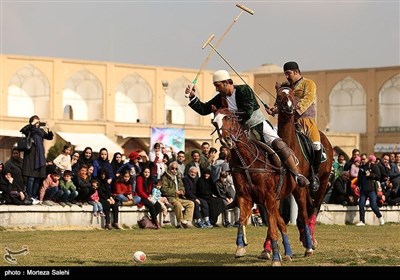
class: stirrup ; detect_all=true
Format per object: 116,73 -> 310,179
295,174 -> 310,188
310,176 -> 320,192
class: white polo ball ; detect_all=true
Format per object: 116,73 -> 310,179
133,251 -> 146,263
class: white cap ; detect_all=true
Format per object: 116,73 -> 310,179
212,70 -> 231,83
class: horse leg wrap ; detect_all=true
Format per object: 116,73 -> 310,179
236,225 -> 248,247
297,221 -> 305,245
308,214 -> 317,238
271,240 -> 281,262
303,225 -> 313,250
264,239 -> 272,253
282,234 -> 293,257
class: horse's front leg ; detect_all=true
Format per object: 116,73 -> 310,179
259,206 -> 293,262
235,197 -> 252,258
264,202 -> 282,266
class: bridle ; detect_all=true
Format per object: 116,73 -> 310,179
212,110 -> 274,174
276,87 -> 295,115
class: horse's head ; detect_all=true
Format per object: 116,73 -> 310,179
212,108 -> 242,149
276,86 -> 296,115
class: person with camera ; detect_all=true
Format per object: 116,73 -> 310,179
355,154 -> 384,226
20,115 -> 53,203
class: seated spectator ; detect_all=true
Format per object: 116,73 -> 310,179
38,168 -> 63,206
73,164 -> 94,205
329,171 -> 356,206
161,161 -> 194,229
195,169 -> 225,226
182,166 -> 212,228
4,148 -> 25,192
136,167 -> 162,229
88,179 -> 105,217
214,171 -> 239,227
0,165 -> 30,205
113,170 -> 141,206
58,170 -> 78,207
97,169 -> 121,230
150,179 -> 172,224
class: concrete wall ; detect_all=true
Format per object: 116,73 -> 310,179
1,204 -> 399,228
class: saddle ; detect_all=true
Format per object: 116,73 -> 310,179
295,123 -> 327,164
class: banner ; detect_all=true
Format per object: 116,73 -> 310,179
151,127 -> 185,152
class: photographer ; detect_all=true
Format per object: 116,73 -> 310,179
20,115 -> 54,202
355,155 -> 384,226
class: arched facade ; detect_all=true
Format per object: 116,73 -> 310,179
0,54 -> 398,159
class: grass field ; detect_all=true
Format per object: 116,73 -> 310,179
1,223 -> 400,268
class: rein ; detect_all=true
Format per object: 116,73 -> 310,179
218,114 -> 278,190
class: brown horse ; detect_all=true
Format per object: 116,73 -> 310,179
212,108 -> 312,266
275,86 -> 333,249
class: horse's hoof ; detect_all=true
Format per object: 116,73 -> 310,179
235,246 -> 246,258
312,238 -> 318,250
283,255 -> 293,262
271,260 -> 282,266
304,249 -> 314,257
258,250 -> 271,260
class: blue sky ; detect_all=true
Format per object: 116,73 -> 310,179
2,0 -> 399,72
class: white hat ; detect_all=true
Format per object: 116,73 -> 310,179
212,70 -> 231,83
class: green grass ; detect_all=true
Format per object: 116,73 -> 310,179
1,223 -> 400,267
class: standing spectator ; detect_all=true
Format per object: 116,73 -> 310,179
70,151 -> 80,178
92,148 -> 115,183
182,166 -> 212,228
161,161 -> 194,228
53,143 -> 73,174
200,142 -> 216,172
77,147 -> 94,175
148,142 -> 163,183
176,151 -> 186,177
4,147 -> 24,191
344,148 -> 361,171
135,167 -> 162,229
110,152 -> 124,177
184,150 -> 202,177
211,152 -> 230,183
20,115 -> 54,202
356,155 -> 384,226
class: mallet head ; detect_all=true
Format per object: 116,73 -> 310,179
236,4 -> 254,15
202,34 -> 215,49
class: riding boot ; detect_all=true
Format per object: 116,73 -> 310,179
310,149 -> 322,192
271,138 -> 309,188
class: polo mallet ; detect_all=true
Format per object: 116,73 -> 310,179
202,34 -> 270,111
186,3 -> 254,97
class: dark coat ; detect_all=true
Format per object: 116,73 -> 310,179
20,124 -> 53,179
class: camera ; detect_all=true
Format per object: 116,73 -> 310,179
39,122 -> 46,126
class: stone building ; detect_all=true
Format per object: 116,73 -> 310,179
0,54 -> 399,159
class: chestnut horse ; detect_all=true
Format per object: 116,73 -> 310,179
275,86 -> 333,249
212,108 -> 313,266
